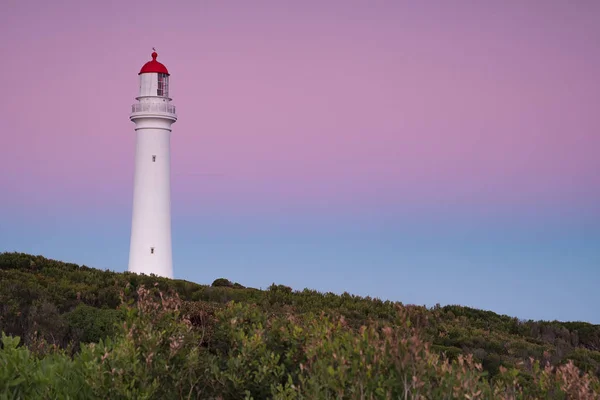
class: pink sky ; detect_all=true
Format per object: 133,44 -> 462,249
2,1 -> 599,215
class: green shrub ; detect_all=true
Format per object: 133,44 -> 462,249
1,252 -> 600,398
64,304 -> 124,343
212,278 -> 233,288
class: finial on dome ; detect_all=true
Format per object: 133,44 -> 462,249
151,49 -> 158,60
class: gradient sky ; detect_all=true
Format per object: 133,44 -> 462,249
1,1 -> 599,323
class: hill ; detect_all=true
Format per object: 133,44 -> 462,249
1,251 -> 599,398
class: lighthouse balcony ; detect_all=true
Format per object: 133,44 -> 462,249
131,103 -> 176,115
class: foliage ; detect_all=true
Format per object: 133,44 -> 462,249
212,278 -> 234,287
1,252 -> 600,398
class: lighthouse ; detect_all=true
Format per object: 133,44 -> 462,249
128,51 -> 177,278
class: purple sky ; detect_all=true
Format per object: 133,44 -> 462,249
1,1 -> 599,323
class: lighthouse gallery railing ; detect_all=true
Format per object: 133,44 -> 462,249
131,103 -> 176,114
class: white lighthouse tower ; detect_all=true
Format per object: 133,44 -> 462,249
128,51 -> 177,278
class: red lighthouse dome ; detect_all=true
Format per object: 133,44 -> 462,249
139,51 -> 169,75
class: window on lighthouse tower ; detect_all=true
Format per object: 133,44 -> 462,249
157,73 -> 169,97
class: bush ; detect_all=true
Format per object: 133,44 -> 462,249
64,304 -> 124,344
1,252 -> 600,398
212,278 -> 233,287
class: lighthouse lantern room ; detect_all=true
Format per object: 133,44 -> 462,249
128,50 -> 177,278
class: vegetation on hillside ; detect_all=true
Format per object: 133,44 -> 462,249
0,252 -> 599,398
